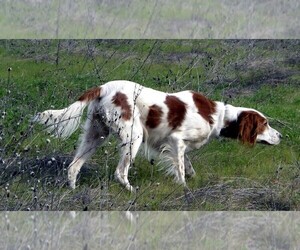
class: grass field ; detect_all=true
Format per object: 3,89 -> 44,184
0,39 -> 299,211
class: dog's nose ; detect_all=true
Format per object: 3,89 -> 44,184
277,132 -> 283,139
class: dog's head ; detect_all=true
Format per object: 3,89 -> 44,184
220,109 -> 282,145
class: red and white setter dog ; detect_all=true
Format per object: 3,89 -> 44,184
34,81 -> 282,191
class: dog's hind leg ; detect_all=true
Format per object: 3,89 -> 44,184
68,111 -> 109,189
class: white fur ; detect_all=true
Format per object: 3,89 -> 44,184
33,101 -> 86,138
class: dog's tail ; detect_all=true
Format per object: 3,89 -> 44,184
33,86 -> 101,139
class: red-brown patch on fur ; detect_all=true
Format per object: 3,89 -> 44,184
192,92 -> 216,125
220,111 -> 267,145
78,87 -> 101,102
238,111 -> 267,144
164,95 -> 187,130
112,92 -> 132,121
146,105 -> 163,129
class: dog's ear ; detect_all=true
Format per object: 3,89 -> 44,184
237,112 -> 259,145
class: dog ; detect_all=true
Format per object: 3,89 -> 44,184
34,80 -> 282,191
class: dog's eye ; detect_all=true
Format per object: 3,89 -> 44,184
263,121 -> 268,126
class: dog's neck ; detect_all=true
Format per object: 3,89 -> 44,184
217,103 -> 240,138
209,102 -> 235,137
223,104 -> 240,124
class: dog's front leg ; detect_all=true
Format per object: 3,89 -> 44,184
184,154 -> 196,178
114,121 -> 143,192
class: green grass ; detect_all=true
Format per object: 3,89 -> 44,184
0,39 -> 299,211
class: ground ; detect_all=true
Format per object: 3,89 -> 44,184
0,40 -> 299,210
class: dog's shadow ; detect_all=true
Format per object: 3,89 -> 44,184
0,154 -> 106,188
